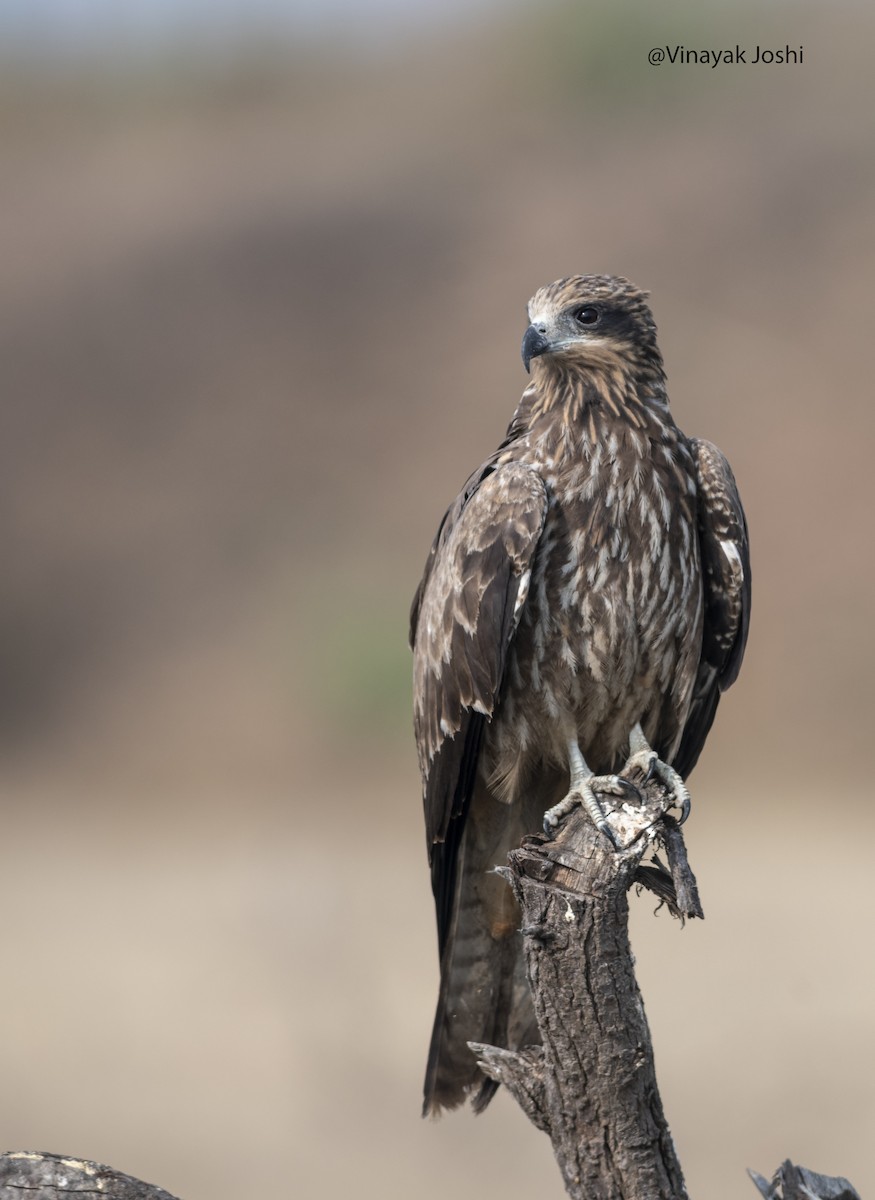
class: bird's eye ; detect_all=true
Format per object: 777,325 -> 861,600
574,306 -> 600,326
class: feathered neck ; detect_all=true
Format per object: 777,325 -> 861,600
504,353 -> 670,452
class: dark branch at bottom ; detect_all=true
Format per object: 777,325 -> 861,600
0,1152 -> 181,1199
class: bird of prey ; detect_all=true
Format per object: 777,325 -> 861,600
410,275 -> 750,1116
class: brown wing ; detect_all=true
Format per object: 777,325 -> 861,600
674,438 -> 751,777
410,461 -> 548,952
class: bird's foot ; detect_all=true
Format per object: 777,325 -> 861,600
543,774 -> 639,848
623,746 -> 691,824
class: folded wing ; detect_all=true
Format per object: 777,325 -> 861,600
410,461 -> 548,951
674,438 -> 751,777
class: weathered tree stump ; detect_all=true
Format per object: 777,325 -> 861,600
470,771 -> 696,1199
468,769 -> 861,1200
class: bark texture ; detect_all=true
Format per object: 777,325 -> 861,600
0,1151 -> 181,1199
471,775 -> 698,1200
469,773 -> 863,1200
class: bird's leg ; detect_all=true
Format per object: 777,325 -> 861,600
623,722 -> 691,823
543,740 -> 638,848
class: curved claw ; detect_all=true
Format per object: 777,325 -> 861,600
622,733 -> 691,825
614,776 -> 642,799
595,818 -> 620,851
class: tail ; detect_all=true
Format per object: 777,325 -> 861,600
422,780 -> 545,1116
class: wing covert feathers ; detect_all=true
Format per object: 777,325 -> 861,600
411,463 -> 548,947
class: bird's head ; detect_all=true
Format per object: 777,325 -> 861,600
521,275 -> 661,377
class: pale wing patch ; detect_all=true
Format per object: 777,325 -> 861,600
513,568 -> 532,618
720,538 -> 744,580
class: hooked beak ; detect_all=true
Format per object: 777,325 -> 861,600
521,324 -> 552,373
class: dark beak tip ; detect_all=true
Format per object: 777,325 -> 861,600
521,324 -> 550,374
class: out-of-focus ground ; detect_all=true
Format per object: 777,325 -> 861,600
1,3 -> 874,1197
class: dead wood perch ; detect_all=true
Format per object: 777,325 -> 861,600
0,1151 -> 181,1199
470,771 -> 696,1200
468,771 -> 860,1200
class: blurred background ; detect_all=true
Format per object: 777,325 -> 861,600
1,0 -> 873,1196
